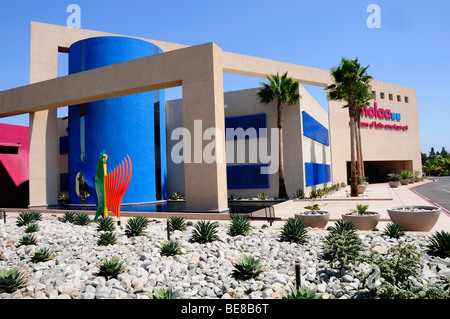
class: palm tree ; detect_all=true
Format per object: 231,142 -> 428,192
325,58 -> 374,197
257,72 -> 300,199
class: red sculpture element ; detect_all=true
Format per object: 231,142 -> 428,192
105,155 -> 132,224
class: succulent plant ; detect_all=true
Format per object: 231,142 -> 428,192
97,256 -> 124,279
169,216 -> 187,231
383,222 -> 405,239
427,231 -> 450,258
190,220 -> 219,243
160,240 -> 183,256
279,217 -> 308,244
147,286 -> 180,299
30,247 -> 54,263
97,231 -> 118,246
283,284 -> 320,299
295,189 -> 305,199
61,211 -> 77,223
124,215 -> 149,237
19,234 -> 37,246
74,212 -> 91,226
16,211 -> 41,227
228,215 -> 251,236
233,254 -> 263,280
0,268 -> 27,293
96,216 -> 116,232
25,222 -> 39,233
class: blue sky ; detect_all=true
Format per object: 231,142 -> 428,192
0,0 -> 448,154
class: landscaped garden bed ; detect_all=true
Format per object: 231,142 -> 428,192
0,212 -> 449,299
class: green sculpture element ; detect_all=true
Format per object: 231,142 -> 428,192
94,151 -> 108,221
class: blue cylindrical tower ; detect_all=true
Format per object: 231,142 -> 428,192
68,36 -> 167,205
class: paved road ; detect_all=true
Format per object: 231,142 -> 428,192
412,176 -> 450,214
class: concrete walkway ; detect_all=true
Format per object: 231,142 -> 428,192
272,179 -> 450,233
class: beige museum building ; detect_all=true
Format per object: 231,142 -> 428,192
0,22 -> 421,212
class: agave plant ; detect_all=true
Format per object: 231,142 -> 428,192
19,234 -> 38,246
257,192 -> 267,200
169,216 -> 187,231
16,211 -> 39,227
0,268 -> 27,293
427,231 -> 450,258
228,215 -> 251,236
147,286 -> 180,299
283,284 -> 320,299
295,189 -> 305,199
30,247 -> 54,263
74,212 -> 91,226
97,232 -> 118,246
383,222 -> 405,239
124,215 -> 149,237
97,256 -> 125,279
25,222 -> 40,233
233,254 -> 263,280
160,240 -> 183,256
96,216 -> 116,232
190,220 -> 219,243
61,211 -> 77,223
279,217 -> 308,244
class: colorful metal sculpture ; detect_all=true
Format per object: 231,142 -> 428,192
94,152 -> 132,224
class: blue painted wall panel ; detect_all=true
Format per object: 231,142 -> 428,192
225,113 -> 266,140
59,136 -> 69,155
305,162 -> 331,187
302,111 -> 329,146
227,164 -> 269,189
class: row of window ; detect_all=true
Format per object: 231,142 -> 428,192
373,91 -> 409,103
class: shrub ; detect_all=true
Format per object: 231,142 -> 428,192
147,286 -> 180,299
97,256 -> 124,279
124,216 -> 149,237
228,215 -> 251,236
354,204 -> 369,215
323,220 -> 364,274
283,285 -> 320,299
386,173 -> 402,182
160,240 -> 183,256
19,234 -> 37,246
171,192 -> 184,200
74,213 -> 91,226
233,254 -> 263,280
383,222 -> 405,239
0,268 -> 27,293
169,216 -> 187,231
16,211 -> 41,227
31,247 -> 54,263
295,189 -> 305,199
427,231 -> 450,258
61,211 -> 76,223
190,220 -> 219,243
25,222 -> 39,233
97,232 -> 117,246
257,192 -> 267,200
279,217 -> 308,244
96,216 -> 115,232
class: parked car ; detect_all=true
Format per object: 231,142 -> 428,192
424,169 -> 443,176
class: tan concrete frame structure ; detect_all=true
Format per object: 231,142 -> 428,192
0,22 -> 420,211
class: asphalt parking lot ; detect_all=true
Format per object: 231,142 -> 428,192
412,176 -> 450,214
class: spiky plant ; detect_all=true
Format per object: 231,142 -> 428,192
295,189 -> 305,199
427,231 -> 450,258
233,254 -> 263,280
124,216 -> 149,237
169,216 -> 187,231
279,217 -> 308,244
147,286 -> 180,299
16,211 -> 36,227
74,212 -> 91,226
25,222 -> 39,233
283,284 -> 320,299
30,247 -> 54,263
30,211 -> 42,222
61,211 -> 77,223
0,268 -> 27,293
97,256 -> 124,279
257,192 -> 267,200
228,215 -> 251,236
160,240 -> 183,256
190,220 -> 219,243
330,220 -> 356,234
383,222 -> 405,239
19,234 -> 37,246
97,232 -> 118,246
96,216 -> 115,232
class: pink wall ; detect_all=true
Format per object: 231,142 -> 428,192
0,123 -> 29,187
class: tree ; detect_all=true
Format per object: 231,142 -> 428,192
429,147 -> 436,158
325,57 -> 374,197
441,147 -> 448,158
257,72 -> 300,199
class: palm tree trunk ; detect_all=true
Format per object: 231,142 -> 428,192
357,117 -> 365,177
350,116 -> 358,197
277,99 -> 288,199
355,117 -> 363,182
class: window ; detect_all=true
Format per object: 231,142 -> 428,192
389,94 -> 393,101
405,96 -> 409,103
380,92 -> 385,99
227,164 -> 269,189
397,95 -> 401,102
372,91 -> 376,99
